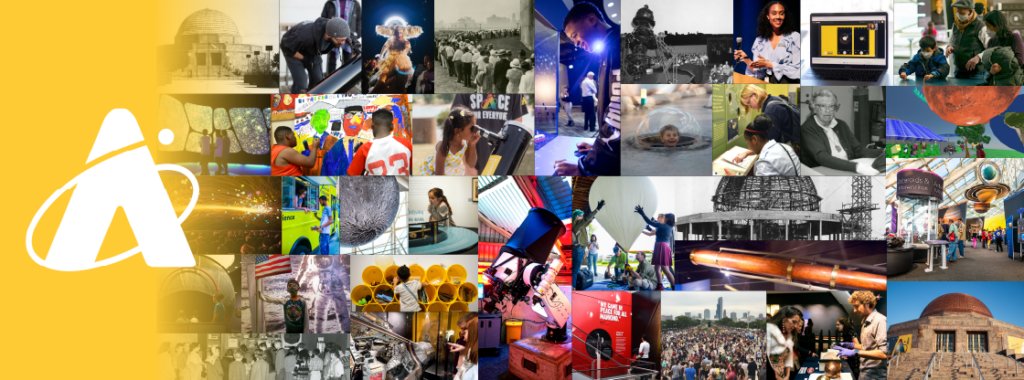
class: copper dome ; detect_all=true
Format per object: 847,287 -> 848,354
920,293 -> 993,318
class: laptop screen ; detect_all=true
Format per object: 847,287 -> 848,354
810,14 -> 887,67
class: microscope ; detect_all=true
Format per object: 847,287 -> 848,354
482,207 -> 572,379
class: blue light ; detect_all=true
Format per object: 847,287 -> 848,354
593,41 -> 604,53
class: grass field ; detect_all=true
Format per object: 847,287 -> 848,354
917,148 -> 1024,158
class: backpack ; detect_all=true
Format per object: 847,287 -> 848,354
764,96 -> 800,145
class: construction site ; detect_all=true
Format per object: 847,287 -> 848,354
675,176 -> 881,241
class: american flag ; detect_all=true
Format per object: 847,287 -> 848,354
255,255 -> 291,279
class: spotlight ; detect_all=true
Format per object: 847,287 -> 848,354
593,41 -> 604,53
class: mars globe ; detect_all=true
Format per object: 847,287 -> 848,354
923,86 -> 1020,125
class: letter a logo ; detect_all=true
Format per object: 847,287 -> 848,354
27,109 -> 198,271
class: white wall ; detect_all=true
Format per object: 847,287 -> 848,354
408,176 -> 479,228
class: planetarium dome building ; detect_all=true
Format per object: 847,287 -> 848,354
888,293 -> 1024,355
159,8 -> 267,78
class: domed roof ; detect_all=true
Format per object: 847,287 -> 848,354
920,293 -> 992,319
177,9 -> 240,37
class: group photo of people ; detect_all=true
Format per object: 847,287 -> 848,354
158,333 -> 350,380
433,0 -> 534,94
661,292 -> 766,380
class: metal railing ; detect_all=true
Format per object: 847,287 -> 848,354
570,324 -> 660,380
972,353 -> 985,380
923,353 -> 936,380
1003,353 -> 1022,377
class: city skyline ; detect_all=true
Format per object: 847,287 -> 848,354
664,292 -> 766,320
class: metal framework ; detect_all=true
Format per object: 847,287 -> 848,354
839,177 -> 879,240
712,177 -> 822,211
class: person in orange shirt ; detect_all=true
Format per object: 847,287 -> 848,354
272,127 -> 320,176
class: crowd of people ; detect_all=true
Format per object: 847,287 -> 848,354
662,326 -> 765,380
158,340 -> 348,380
434,30 -> 535,93
185,230 -> 282,255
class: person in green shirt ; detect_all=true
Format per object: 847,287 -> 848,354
605,243 -> 628,284
625,251 -> 657,290
573,200 -> 605,290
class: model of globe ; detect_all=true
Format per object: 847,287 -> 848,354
982,165 -> 998,181
923,86 -> 1020,125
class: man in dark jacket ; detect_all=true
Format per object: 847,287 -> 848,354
947,0 -> 988,78
800,89 -> 883,175
321,1 -> 361,74
554,1 -> 621,176
493,50 -> 512,93
281,17 -> 351,93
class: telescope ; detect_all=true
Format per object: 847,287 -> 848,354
475,121 -> 533,175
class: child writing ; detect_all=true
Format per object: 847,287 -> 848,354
392,265 -> 424,312
428,188 -> 456,227
898,36 -> 949,81
635,206 -> 676,291
659,125 -> 681,147
419,106 -> 481,175
347,108 -> 413,175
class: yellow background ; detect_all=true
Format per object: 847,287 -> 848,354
819,25 -> 877,57
2,1 -> 165,378
1010,336 -> 1024,353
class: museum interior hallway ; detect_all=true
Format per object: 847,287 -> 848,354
889,246 -> 1024,282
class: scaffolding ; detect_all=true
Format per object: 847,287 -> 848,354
712,177 -> 822,212
838,177 -> 879,240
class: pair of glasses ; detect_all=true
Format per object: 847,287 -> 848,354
812,104 -> 838,111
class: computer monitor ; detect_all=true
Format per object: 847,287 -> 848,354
810,13 -> 888,70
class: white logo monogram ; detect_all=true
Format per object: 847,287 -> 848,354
27,109 -> 198,271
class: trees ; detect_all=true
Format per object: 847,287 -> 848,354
954,124 -> 991,149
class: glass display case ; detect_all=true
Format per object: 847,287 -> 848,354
627,107 -> 710,150
897,192 -> 940,246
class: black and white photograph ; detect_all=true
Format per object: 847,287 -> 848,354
279,0 -> 363,94
241,255 -> 352,334
157,0 -> 281,94
798,87 -> 886,176
156,333 -> 351,380
621,0 -> 734,84
672,176 -> 886,241
434,0 -> 535,94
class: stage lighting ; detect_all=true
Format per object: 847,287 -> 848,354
593,41 -> 604,53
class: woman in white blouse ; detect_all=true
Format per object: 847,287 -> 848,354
734,1 -> 801,83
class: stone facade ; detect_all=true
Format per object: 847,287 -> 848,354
889,311 -> 1024,355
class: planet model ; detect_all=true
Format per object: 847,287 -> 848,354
336,176 -> 401,247
923,86 -> 1020,125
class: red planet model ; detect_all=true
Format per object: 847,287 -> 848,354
923,86 -> 1020,125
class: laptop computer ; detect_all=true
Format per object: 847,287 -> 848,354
807,12 -> 889,81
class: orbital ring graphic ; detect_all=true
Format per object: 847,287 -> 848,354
26,164 -> 199,271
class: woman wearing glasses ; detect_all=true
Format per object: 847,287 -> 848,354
731,85 -> 801,168
800,89 -> 883,175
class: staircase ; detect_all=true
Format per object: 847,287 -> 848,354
889,351 -> 1024,380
